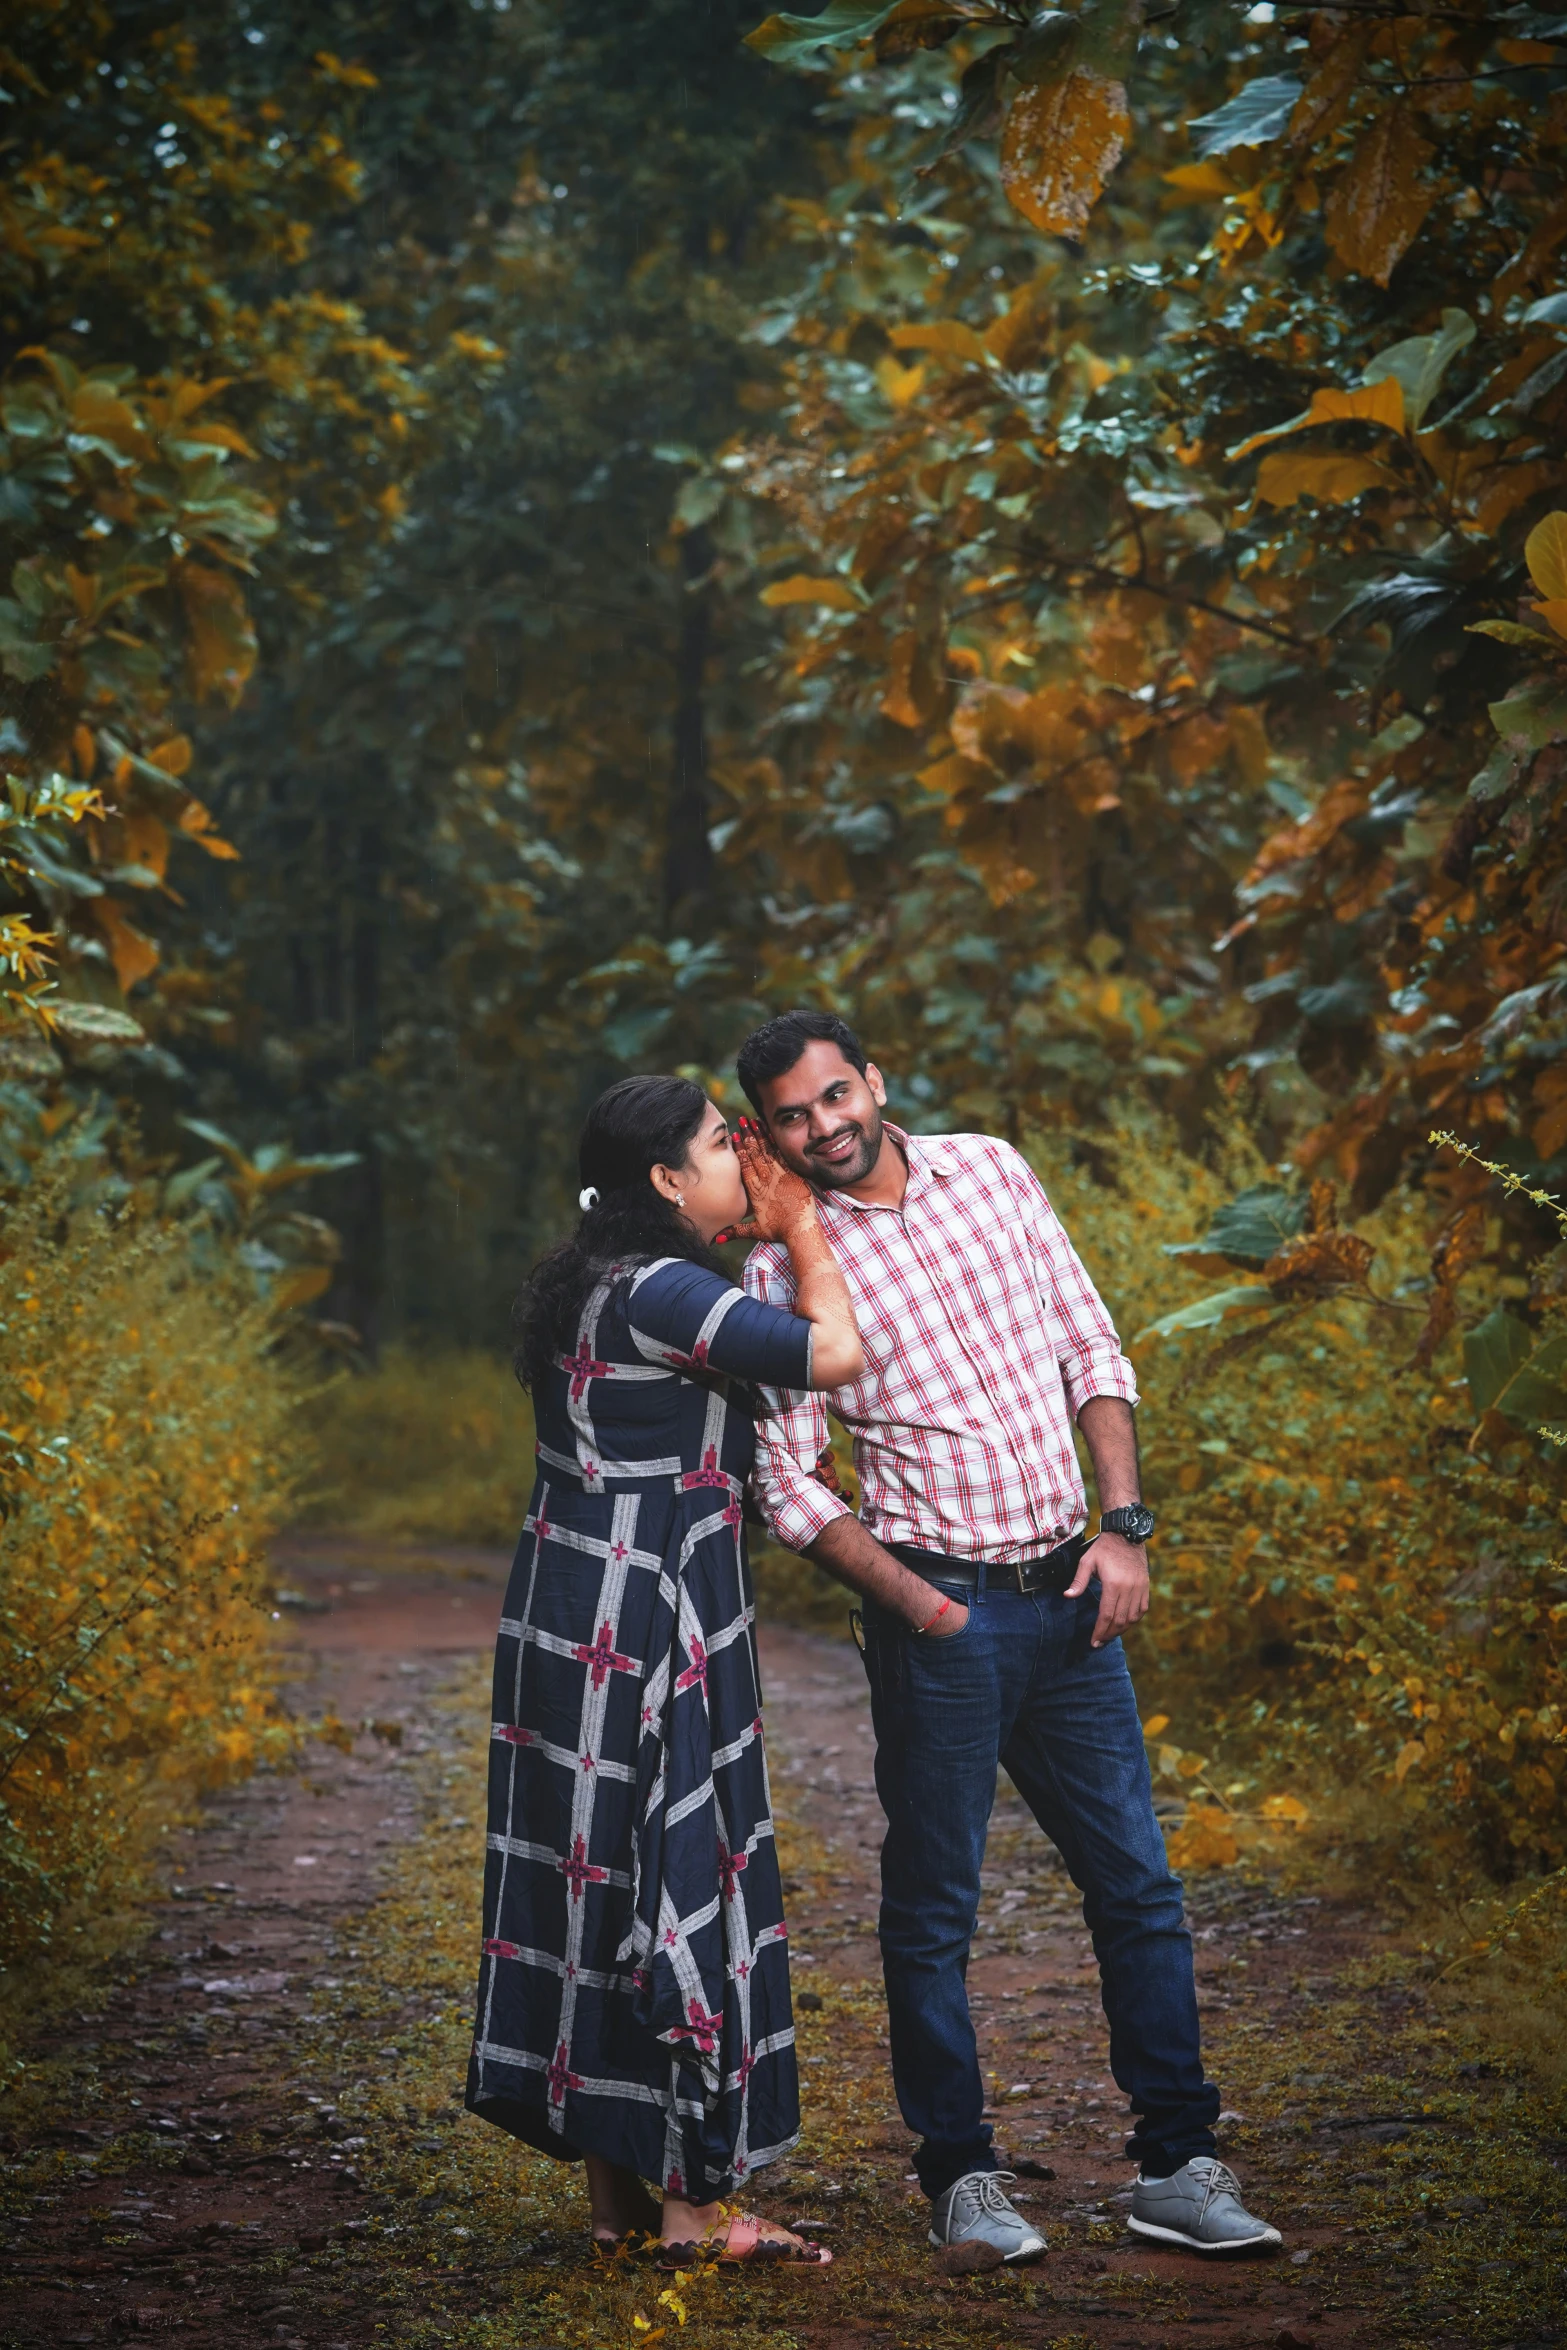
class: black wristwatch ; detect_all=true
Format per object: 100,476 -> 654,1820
1099,1503 -> 1156,1544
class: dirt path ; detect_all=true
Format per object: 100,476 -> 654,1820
0,1545 -> 505,2349
2,1550 -> 1556,2350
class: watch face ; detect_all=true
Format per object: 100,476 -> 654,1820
1108,1505 -> 1155,1543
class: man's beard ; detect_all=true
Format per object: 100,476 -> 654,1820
805,1102 -> 884,1191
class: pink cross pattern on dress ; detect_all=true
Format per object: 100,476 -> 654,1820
497,1723 -> 536,1747
681,1445 -> 728,1493
558,1833 -> 609,1902
676,1998 -> 723,2052
546,2040 -> 583,2107
674,1635 -> 708,1697
482,1936 -> 521,1959
734,2044 -> 757,2091
717,1843 -> 748,1902
572,1619 -> 636,1691
562,1345 -> 613,1401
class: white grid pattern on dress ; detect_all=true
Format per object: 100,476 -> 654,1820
471,1261 -> 795,2186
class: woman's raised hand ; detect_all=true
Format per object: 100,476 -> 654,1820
730,1119 -> 818,1244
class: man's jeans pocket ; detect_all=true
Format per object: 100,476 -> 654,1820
864,1582 -> 976,1707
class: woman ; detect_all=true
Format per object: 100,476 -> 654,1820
466,1074 -> 864,2263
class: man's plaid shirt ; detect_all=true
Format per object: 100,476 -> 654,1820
743,1126 -> 1138,1565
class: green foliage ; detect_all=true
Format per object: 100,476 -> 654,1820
1029,1113 -> 1567,1879
0,1153 -> 301,1973
729,0 -> 1567,1203
302,1347 -> 533,1550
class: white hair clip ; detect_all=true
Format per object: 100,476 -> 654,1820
578,1185 -> 600,1212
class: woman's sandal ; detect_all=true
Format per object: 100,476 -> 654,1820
659,2211 -> 832,2268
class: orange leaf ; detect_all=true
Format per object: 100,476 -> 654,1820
148,735 -> 193,778
1288,26 -> 1369,149
879,629 -> 934,729
874,356 -> 926,408
1165,1804 -> 1239,1871
177,562 -> 257,706
95,901 -> 159,993
1323,106 -> 1435,287
887,320 -> 989,365
269,1265 -> 333,1314
758,574 -> 861,612
915,752 -> 990,801
1531,599 -> 1567,643
999,70 -> 1130,240
1163,160 -> 1234,201
1525,512 -> 1567,602
1230,375 -> 1404,461
1254,449 -> 1391,507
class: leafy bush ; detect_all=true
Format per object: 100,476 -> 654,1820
302,1346 -> 533,1552
0,1175 -> 300,1979
1027,1116 -> 1566,1883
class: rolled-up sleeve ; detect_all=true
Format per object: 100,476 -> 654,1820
1006,1150 -> 1139,1420
742,1244 -> 853,1554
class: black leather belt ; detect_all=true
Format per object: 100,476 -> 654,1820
891,1532 -> 1088,1595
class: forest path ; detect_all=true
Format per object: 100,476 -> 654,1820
1,1549 -> 1539,2350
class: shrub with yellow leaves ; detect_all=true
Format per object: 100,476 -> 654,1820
1027,1112 -> 1566,1884
0,1158 -> 300,1978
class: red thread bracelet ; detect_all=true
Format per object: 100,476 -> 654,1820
915,1595 -> 952,1636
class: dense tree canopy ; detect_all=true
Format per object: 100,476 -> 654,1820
2,0 -> 1564,1333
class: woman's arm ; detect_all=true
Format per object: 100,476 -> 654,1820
732,1124 -> 864,1391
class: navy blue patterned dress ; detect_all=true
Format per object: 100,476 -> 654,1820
465,1255 -> 812,2199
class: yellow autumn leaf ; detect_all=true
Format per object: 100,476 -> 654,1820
94,900 -> 160,994
148,735 -> 194,777
1260,1793 -> 1311,1828
999,70 -> 1130,240
1531,599 -> 1567,642
915,752 -> 989,800
269,1265 -> 334,1315
1254,449 -> 1391,507
1231,375 -> 1405,461
1524,511 -> 1567,602
1141,1713 -> 1171,1739
758,574 -> 862,611
888,320 -> 989,365
874,356 -> 926,408
1163,161 -> 1235,200
1166,1804 -> 1239,1871
1393,1739 -> 1426,1783
177,561 -> 258,707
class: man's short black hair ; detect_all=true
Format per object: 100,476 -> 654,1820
736,1008 -> 868,1112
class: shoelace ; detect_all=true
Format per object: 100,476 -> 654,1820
1189,2158 -> 1244,2222
963,2170 -> 1024,2221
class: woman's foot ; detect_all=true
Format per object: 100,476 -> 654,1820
585,2154 -> 662,2247
660,2206 -> 832,2265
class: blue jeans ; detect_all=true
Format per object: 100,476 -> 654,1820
860,1566 -> 1219,2200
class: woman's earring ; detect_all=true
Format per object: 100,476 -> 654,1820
676,1193 -> 686,1207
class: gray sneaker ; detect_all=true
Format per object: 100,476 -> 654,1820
1128,2157 -> 1282,2254
929,2169 -> 1046,2264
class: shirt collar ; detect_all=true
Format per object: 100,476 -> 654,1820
816,1120 -> 955,1213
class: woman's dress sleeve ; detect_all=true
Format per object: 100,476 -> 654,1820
627,1258 -> 812,1389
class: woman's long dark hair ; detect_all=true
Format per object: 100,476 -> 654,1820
512,1074 -> 727,1392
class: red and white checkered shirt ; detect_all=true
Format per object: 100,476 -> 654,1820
743,1126 -> 1138,1565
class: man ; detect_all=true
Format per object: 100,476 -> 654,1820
736,1008 -> 1279,2266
